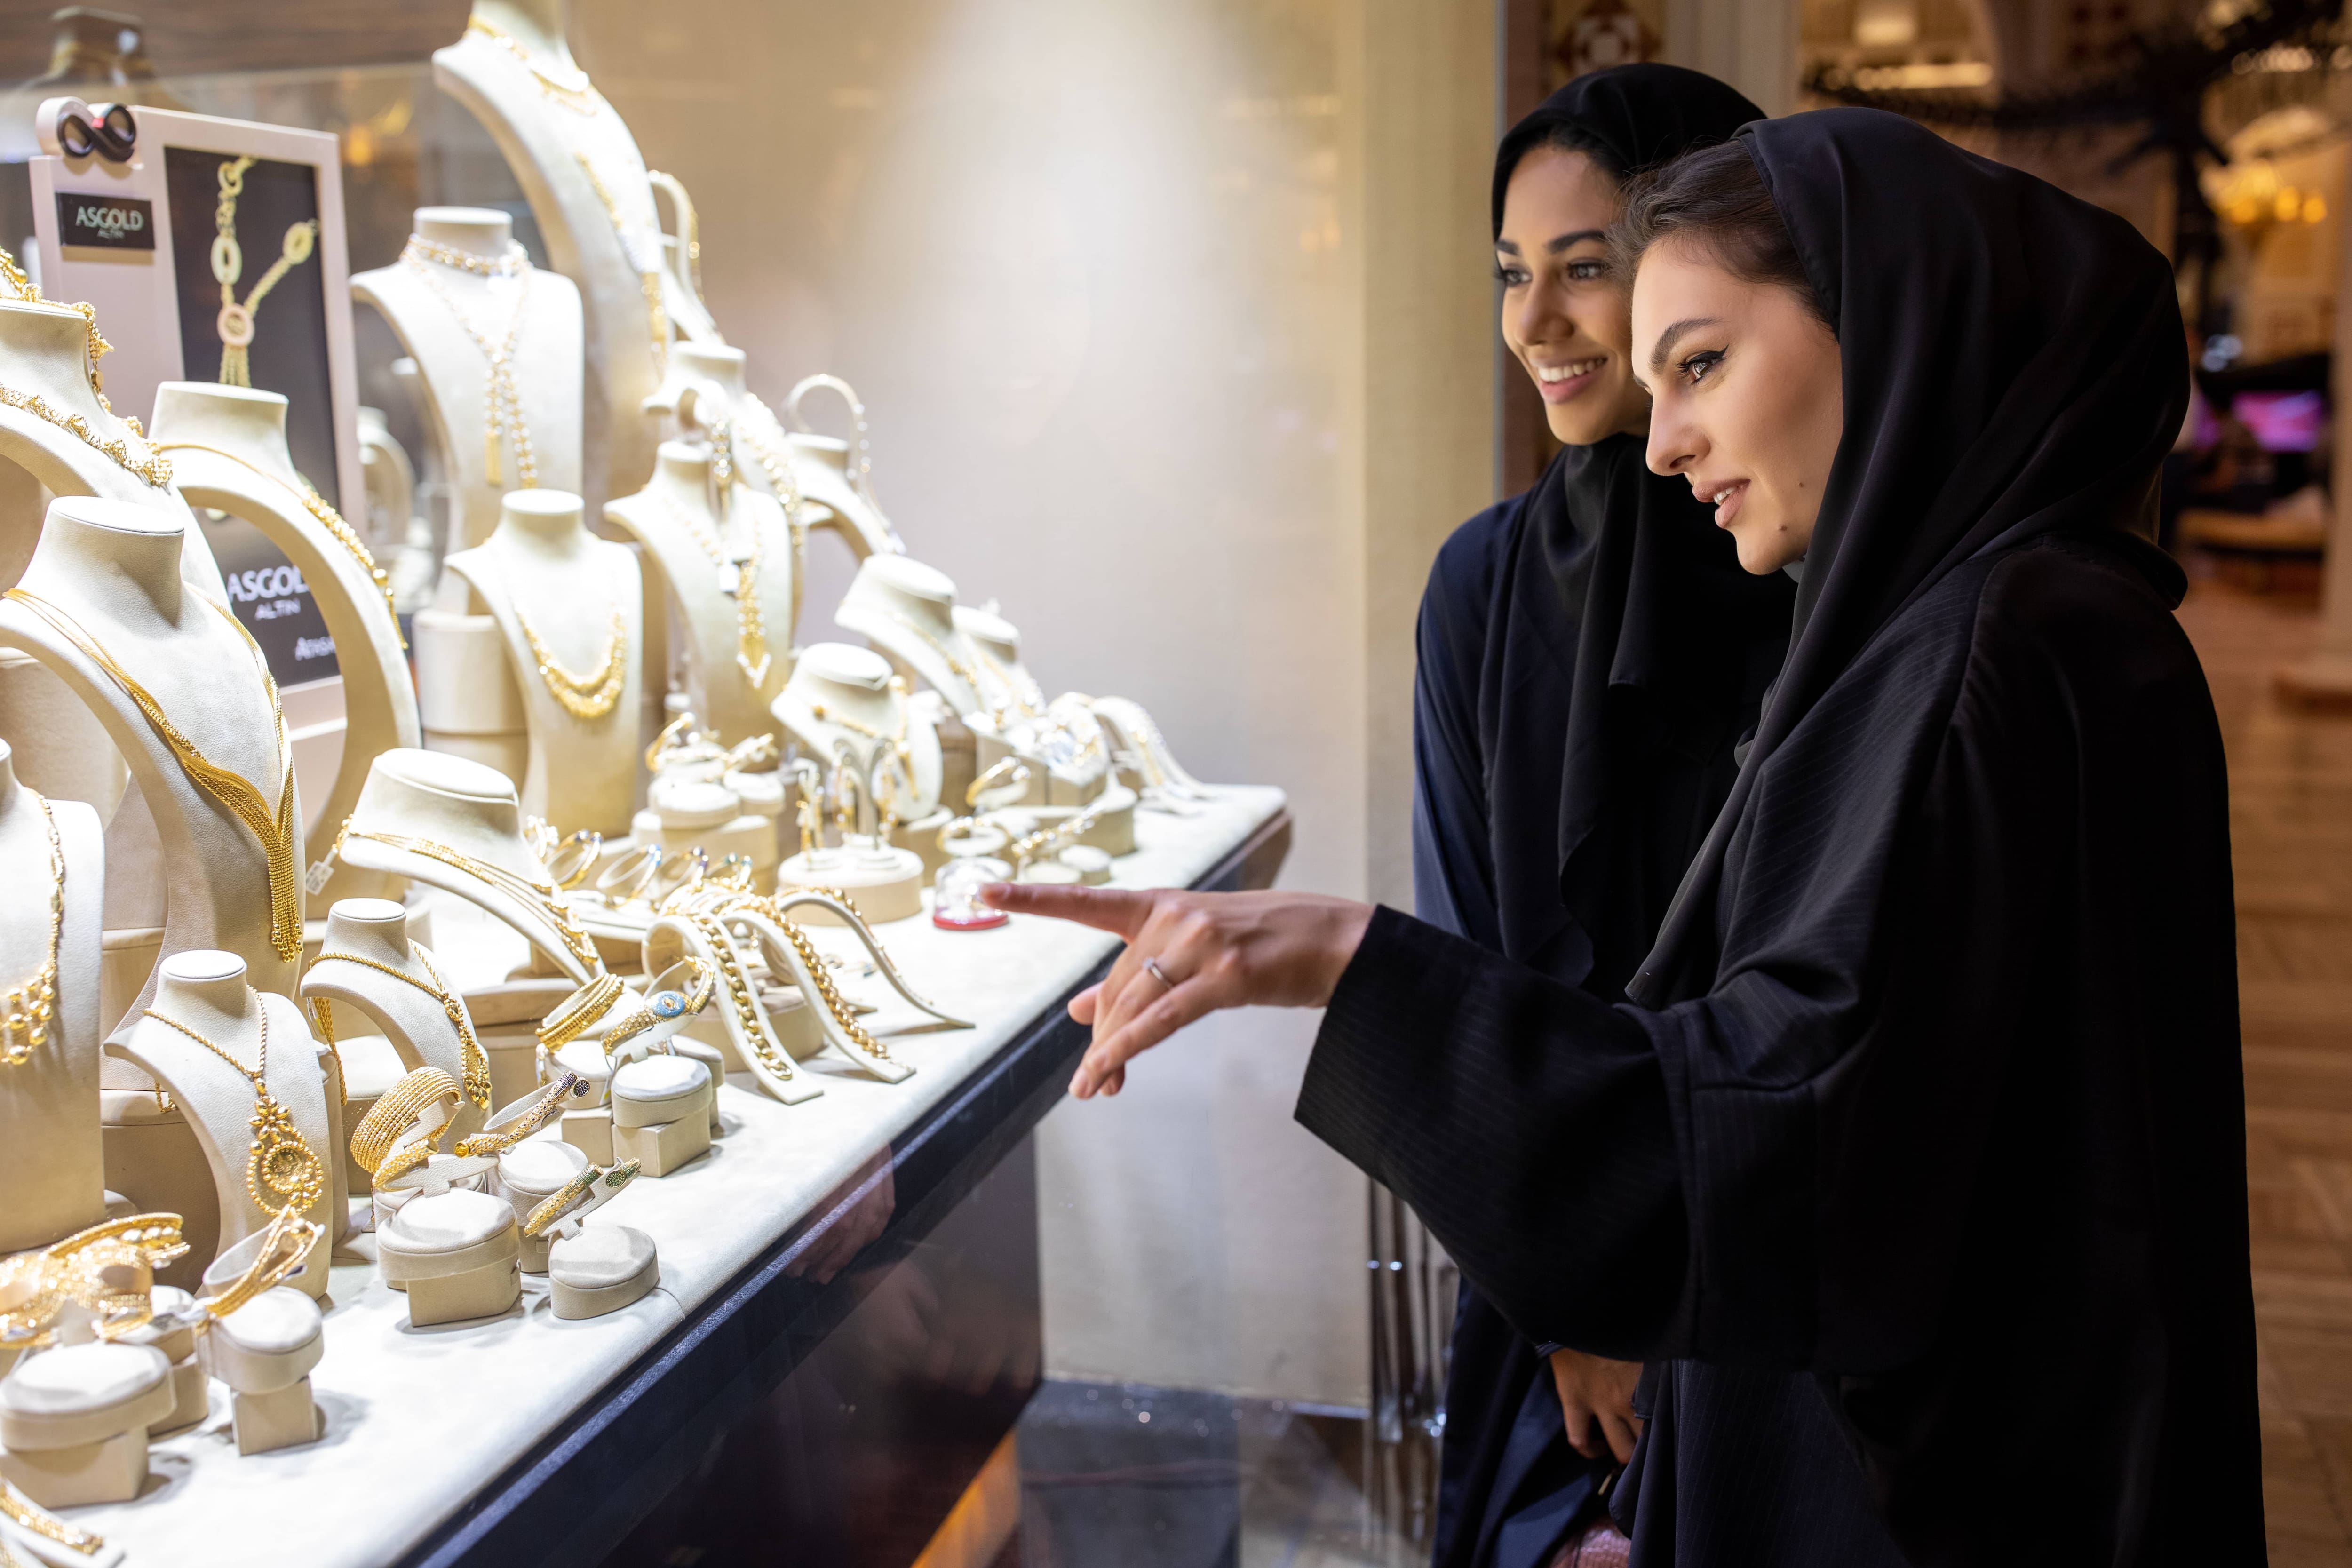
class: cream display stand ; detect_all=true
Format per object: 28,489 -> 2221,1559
51,783 -> 1288,1568
351,207 -> 585,552
299,899 -> 491,1145
604,440 -> 795,749
109,954 -> 336,1297
333,748 -> 604,988
145,382 -> 422,908
0,296 -> 221,926
770,643 -> 929,922
433,0 -> 671,509
0,1342 -> 175,1509
0,740 -> 106,1253
437,491 -> 644,839
0,499 -> 304,1020
197,1286 -> 325,1457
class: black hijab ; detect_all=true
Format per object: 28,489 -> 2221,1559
1440,64 -> 1786,991
1628,108 -> 2189,1007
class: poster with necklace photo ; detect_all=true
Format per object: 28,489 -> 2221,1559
30,104 -> 366,687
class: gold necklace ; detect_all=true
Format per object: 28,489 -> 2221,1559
681,909 -> 799,1085
768,910 -> 892,1064
0,793 -> 62,1067
334,821 -> 605,975
141,1004 -> 326,1216
512,600 -> 627,721
881,609 -> 983,697
574,152 -> 669,376
466,17 -> 607,115
312,944 -> 492,1109
809,675 -> 912,768
5,589 -> 300,961
734,394 -> 809,637
0,381 -> 174,488
151,440 -> 403,640
659,492 -> 772,689
966,638 -> 1045,719
398,238 -> 539,488
212,156 -> 318,390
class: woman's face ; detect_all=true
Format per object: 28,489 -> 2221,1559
1632,237 -> 1843,574
1497,145 -> 1650,446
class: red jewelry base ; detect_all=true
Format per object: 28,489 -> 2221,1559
932,908 -> 1009,931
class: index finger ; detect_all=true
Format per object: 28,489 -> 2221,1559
980,882 -> 1158,939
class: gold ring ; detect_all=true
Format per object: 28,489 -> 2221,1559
349,1067 -> 462,1175
600,1006 -> 659,1060
545,829 -> 603,890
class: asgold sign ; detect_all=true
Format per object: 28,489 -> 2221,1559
56,192 -> 154,251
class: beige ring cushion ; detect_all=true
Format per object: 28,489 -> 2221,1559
378,1189 -> 519,1285
547,1224 -> 658,1321
610,1055 -> 708,1129
496,1139 -> 588,1274
200,1288 -> 322,1395
0,1343 -> 175,1451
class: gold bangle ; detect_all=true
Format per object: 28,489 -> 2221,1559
600,1005 -> 659,1060
537,972 -> 625,1051
522,1159 -> 639,1238
0,1474 -> 105,1555
545,829 -> 603,890
594,843 -> 662,906
455,1071 -> 582,1157
648,956 -> 715,1018
205,1206 -> 323,1319
349,1066 -> 461,1176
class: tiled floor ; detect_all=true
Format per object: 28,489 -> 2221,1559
2175,573 -> 2352,1563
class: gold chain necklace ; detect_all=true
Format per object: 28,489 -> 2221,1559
311,944 -> 492,1109
768,909 -> 892,1064
6,589 -> 300,961
574,153 -> 669,376
809,674 -> 912,767
0,246 -> 169,487
734,395 -> 809,638
681,910 -> 797,1084
512,600 -> 627,720
334,822 -> 604,974
398,238 -> 539,488
966,638 -> 1045,719
881,609 -> 983,697
0,792 -> 63,1067
151,439 -> 403,641
212,156 -> 318,390
466,17 -> 607,114
659,492 -> 772,689
140,1005 -> 325,1216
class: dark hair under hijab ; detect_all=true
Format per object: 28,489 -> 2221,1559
1488,63 -> 1766,236
1614,140 -> 1830,330
1319,107 -> 2255,1563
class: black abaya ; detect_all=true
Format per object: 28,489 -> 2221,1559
1322,110 -> 2259,1565
1413,64 -> 1784,1568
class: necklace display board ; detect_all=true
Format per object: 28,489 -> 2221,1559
0,497 -> 304,1024
301,899 -> 492,1148
145,382 -> 421,907
351,207 -> 585,552
835,554 -> 982,720
27,104 -> 366,528
50,785 -> 1290,1568
109,950 -> 336,1296
437,490 -> 644,838
605,441 -> 794,750
0,739 -> 106,1253
433,0 -> 675,509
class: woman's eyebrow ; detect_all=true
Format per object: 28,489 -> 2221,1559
1646,317 -> 1719,375
1547,228 -> 1607,253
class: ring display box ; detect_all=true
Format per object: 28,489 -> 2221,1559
494,1138 -> 589,1274
378,1188 -> 521,1327
609,1056 -> 712,1177
198,1288 -> 324,1456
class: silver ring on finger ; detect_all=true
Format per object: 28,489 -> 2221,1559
1140,955 -> 1176,991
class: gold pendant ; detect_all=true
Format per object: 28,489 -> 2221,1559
247,1091 -> 325,1215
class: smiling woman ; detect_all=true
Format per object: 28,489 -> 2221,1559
988,107 -> 2262,1564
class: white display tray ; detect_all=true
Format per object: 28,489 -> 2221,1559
63,784 -> 1287,1568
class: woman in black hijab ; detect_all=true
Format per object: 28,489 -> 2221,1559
1416,64 -> 1788,1568
988,108 -> 2260,1561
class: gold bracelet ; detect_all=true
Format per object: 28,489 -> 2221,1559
349,1066 -> 461,1176
0,1475 -> 104,1555
205,1205 -> 323,1319
522,1159 -> 639,1238
455,1070 -> 582,1158
600,1005 -> 659,1060
537,972 -> 625,1051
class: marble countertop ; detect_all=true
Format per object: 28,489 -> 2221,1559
64,784 -> 1288,1568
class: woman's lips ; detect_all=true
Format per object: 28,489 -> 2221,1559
1533,356 -> 1606,406
1704,479 -> 1749,527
